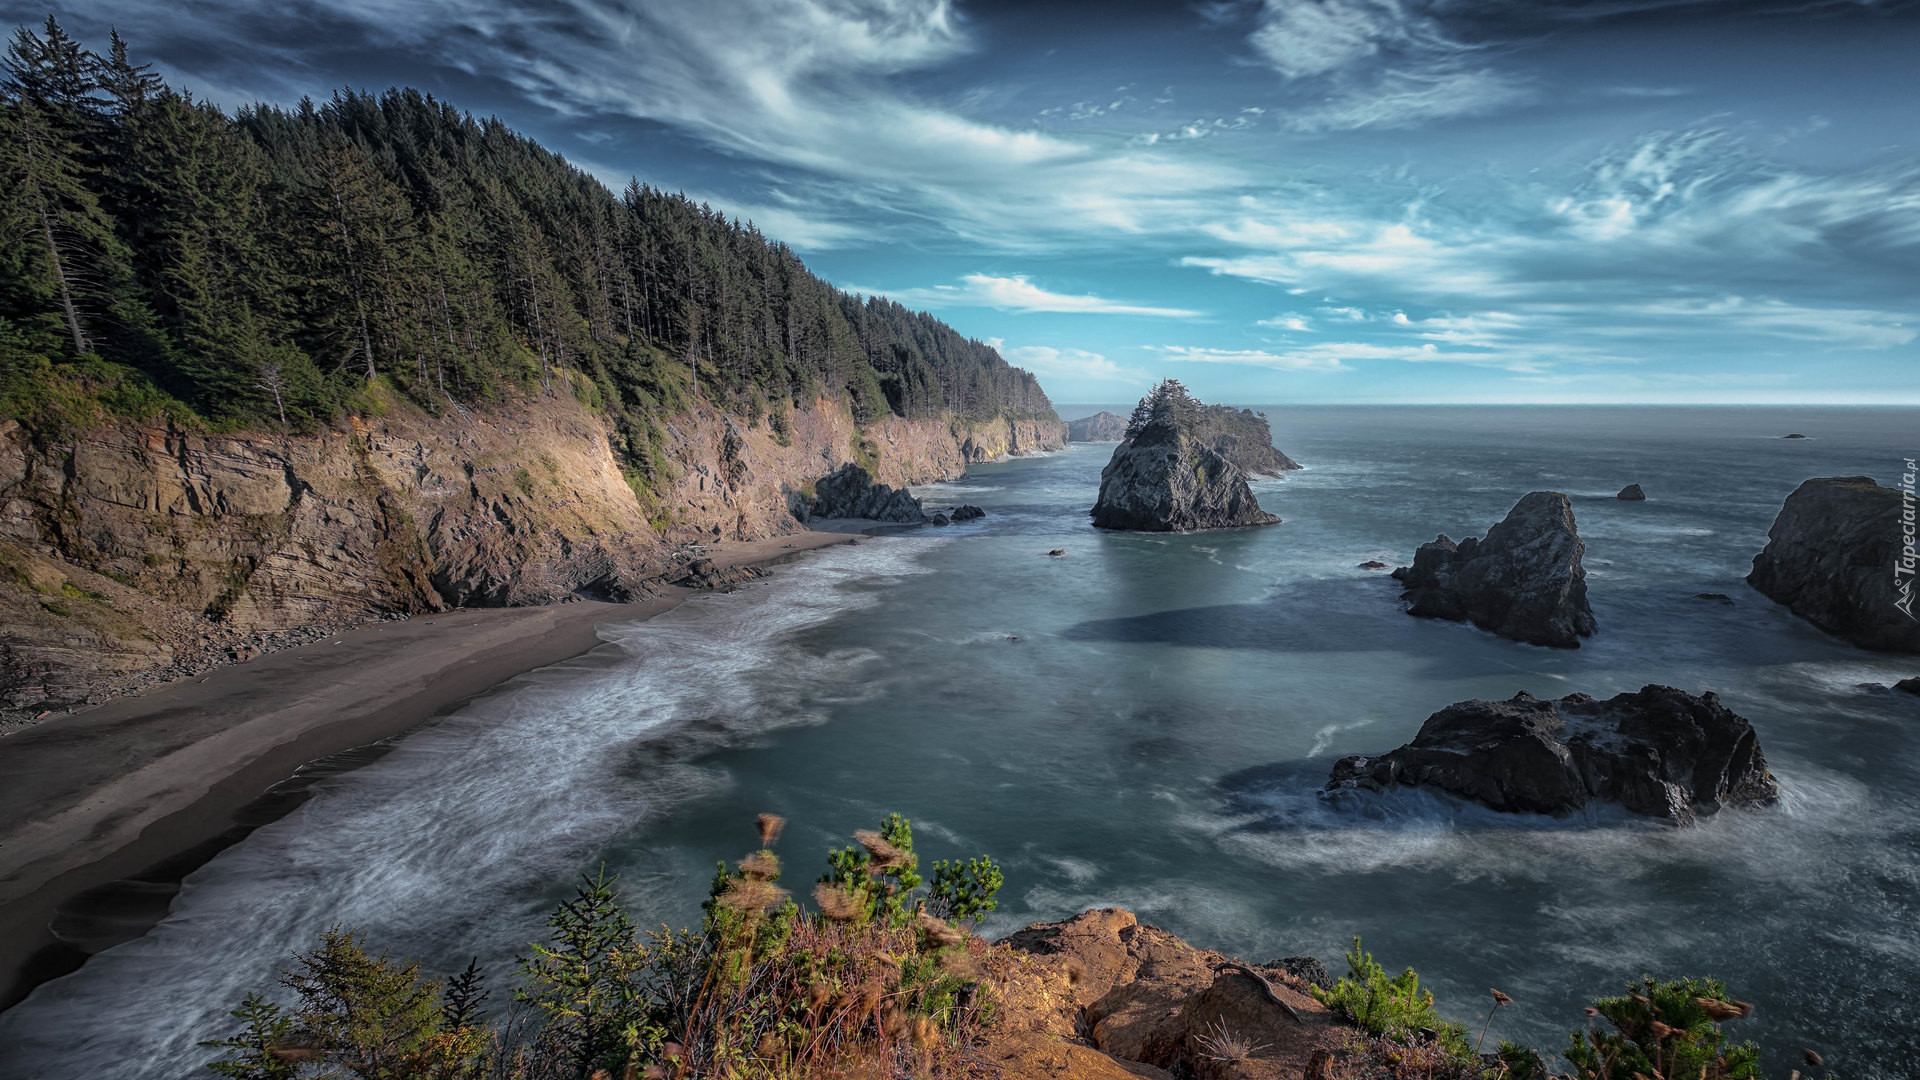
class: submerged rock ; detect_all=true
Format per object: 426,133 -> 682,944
1783,433 -> 1808,439
807,463 -> 927,523
1393,491 -> 1596,648
1325,685 -> 1779,824
1694,592 -> 1736,605
1747,476 -> 1920,653
952,504 -> 986,521
1090,380 -> 1280,533
1067,411 -> 1129,442
1617,483 -> 1646,500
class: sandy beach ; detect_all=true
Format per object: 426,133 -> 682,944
0,528 -> 868,1011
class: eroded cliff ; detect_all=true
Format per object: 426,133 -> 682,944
0,391 -> 1062,722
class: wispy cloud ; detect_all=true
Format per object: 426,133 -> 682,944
860,275 -> 1203,317
1151,345 -> 1351,371
995,342 -> 1146,383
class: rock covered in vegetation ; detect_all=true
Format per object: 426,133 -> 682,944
1068,411 -> 1130,441
1746,476 -> 1920,653
1392,491 -> 1596,648
1190,406 -> 1301,477
1325,685 -> 1778,824
806,463 -> 927,523
1090,381 -> 1280,533
1617,484 -> 1646,500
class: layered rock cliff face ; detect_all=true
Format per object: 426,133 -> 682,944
0,393 -> 1063,720
1067,411 -> 1128,442
1392,491 -> 1596,648
1747,475 -> 1920,653
1090,426 -> 1278,533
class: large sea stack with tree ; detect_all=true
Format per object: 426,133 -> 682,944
1,8 -> 1917,1080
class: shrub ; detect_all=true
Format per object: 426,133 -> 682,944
1313,937 -> 1474,1062
1562,975 -> 1764,1080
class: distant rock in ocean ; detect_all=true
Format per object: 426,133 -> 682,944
808,463 -> 926,523
1694,592 -> 1736,605
951,504 -> 985,521
1358,560 -> 1388,570
1089,380 -> 1281,533
1896,677 -> 1920,695
1391,491 -> 1596,648
1747,476 -> 1920,653
1783,433 -> 1808,439
1617,483 -> 1646,500
1325,685 -> 1779,824
1067,411 -> 1128,442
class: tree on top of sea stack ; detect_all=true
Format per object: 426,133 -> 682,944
1089,379 -> 1283,532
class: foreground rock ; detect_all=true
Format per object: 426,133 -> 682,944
1069,411 -> 1130,441
986,908 -> 1334,1080
1747,476 -> 1920,653
1090,381 -> 1280,533
1392,491 -> 1596,647
806,463 -> 926,523
1325,685 -> 1778,824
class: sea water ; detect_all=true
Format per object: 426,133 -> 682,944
1,406 -> 1916,1078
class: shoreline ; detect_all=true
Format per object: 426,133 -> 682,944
0,527 -> 873,1013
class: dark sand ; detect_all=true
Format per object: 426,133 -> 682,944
0,528 -> 867,1010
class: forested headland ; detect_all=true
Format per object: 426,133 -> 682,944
0,17 -> 1056,473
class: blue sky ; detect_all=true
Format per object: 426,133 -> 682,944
19,0 -> 1920,405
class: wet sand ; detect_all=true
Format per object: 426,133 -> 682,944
0,528 -> 867,1011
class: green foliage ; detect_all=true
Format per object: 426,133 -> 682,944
928,856 -> 1003,924
1313,938 -> 1475,1063
0,19 -> 1058,454
516,867 -> 655,1076
1563,976 -> 1764,1080
819,812 -> 924,927
200,993 -> 298,1080
279,927 -> 451,1079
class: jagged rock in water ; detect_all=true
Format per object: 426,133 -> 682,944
1747,476 -> 1920,653
929,513 -> 950,526
1324,685 -> 1779,824
1090,383 -> 1280,533
1895,677 -> 1920,695
1358,560 -> 1388,570
1393,491 -> 1596,648
1617,483 -> 1646,500
1191,404 -> 1301,477
1067,411 -> 1129,442
807,463 -> 927,523
951,504 -> 986,521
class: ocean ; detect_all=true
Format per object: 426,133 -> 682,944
1,405 -> 1916,1078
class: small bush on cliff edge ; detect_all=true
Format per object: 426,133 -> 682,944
204,812 -> 1002,1080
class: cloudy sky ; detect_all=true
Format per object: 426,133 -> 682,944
19,0 -> 1920,405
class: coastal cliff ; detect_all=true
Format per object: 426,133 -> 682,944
0,392 -> 1061,722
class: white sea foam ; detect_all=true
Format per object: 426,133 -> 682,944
0,539 -> 935,1080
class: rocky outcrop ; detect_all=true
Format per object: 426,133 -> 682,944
951,504 -> 985,521
1069,411 -> 1129,442
1192,406 -> 1300,477
668,559 -> 767,592
1090,385 -> 1280,533
806,463 -> 927,523
1747,476 -> 1920,653
1391,491 -> 1596,648
0,392 -> 1063,724
1617,484 -> 1645,500
1325,685 -> 1778,824
984,908 -> 1335,1080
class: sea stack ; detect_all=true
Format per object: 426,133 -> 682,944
1747,476 -> 1920,652
1392,491 -> 1596,647
807,463 -> 927,523
1067,411 -> 1128,442
1089,380 -> 1282,532
1325,685 -> 1779,825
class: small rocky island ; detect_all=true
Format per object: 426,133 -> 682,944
1067,411 -> 1128,441
1089,380 -> 1285,532
1391,491 -> 1597,647
1748,475 -> 1920,653
1325,685 -> 1779,824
